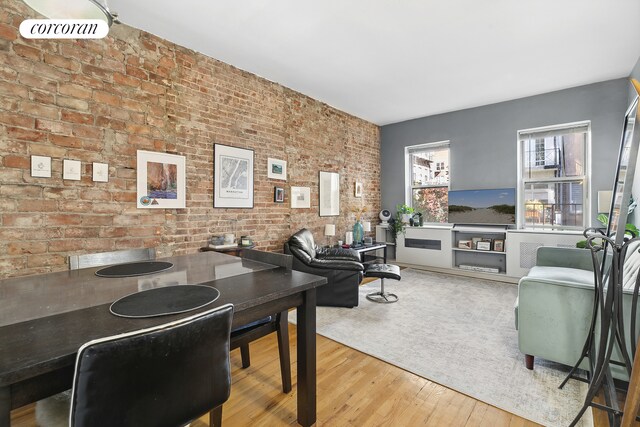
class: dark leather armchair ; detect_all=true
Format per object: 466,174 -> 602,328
284,228 -> 364,307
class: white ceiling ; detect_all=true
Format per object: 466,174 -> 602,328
109,0 -> 640,125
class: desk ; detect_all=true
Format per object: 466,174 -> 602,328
0,251 -> 326,427
353,243 -> 387,264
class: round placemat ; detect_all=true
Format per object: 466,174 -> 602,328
95,261 -> 174,278
110,285 -> 220,318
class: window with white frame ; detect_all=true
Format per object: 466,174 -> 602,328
406,142 -> 450,223
517,122 -> 590,229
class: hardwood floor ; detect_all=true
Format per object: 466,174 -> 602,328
11,323 -> 545,427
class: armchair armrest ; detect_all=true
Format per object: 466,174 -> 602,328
308,258 -> 365,272
316,247 -> 361,262
536,247 -> 595,271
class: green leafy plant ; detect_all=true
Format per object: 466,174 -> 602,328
389,204 -> 415,240
575,213 -> 639,248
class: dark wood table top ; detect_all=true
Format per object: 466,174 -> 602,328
0,252 -> 326,387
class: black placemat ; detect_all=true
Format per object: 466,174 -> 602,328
110,285 -> 220,318
95,261 -> 174,278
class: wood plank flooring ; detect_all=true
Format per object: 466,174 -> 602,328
11,323 -> 545,427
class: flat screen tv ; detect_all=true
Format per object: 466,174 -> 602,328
448,188 -> 516,225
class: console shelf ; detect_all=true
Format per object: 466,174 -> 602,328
451,225 -> 507,275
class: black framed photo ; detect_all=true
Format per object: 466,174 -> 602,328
213,144 -> 254,208
274,186 -> 284,203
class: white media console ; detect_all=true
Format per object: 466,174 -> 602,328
384,224 -> 583,280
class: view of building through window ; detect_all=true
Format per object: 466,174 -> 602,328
519,123 -> 589,229
408,143 -> 450,223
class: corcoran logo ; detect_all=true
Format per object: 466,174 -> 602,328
19,19 -> 109,39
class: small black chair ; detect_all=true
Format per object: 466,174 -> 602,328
37,304 -> 234,427
231,249 -> 293,393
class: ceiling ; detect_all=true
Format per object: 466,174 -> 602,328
108,0 -> 640,126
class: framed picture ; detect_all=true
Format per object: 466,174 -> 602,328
355,182 -> 363,197
458,240 -> 472,250
63,159 -> 81,181
274,186 -> 285,203
291,186 -> 311,209
493,239 -> 504,252
267,158 -> 287,181
471,237 -> 482,249
136,150 -> 186,209
319,171 -> 340,216
476,240 -> 492,251
31,155 -> 51,178
214,144 -> 254,208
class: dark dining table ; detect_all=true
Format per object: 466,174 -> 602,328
0,251 -> 327,427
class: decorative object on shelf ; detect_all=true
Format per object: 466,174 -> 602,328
458,240 -> 472,249
137,150 -> 186,209
274,186 -> 284,203
92,162 -> 108,182
214,144 -> 254,208
319,171 -> 340,216
209,236 -> 224,246
224,233 -> 235,244
352,220 -> 364,247
471,237 -> 482,249
291,186 -> 311,208
324,224 -> 336,246
31,155 -> 51,178
363,221 -> 373,245
397,204 -> 414,224
345,231 -> 354,246
240,236 -> 253,247
267,158 -> 287,180
354,182 -> 363,197
379,209 -> 391,224
493,239 -> 504,252
476,240 -> 491,251
63,159 -> 81,180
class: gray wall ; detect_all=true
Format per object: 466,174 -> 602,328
380,78 -> 630,226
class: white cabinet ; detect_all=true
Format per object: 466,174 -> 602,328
505,229 -> 583,277
396,225 -> 452,268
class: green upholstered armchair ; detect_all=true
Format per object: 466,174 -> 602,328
515,245 -> 640,380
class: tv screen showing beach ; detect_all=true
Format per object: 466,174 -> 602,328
448,188 -> 516,225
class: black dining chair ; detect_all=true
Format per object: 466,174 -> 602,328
36,304 -> 234,427
231,249 -> 293,393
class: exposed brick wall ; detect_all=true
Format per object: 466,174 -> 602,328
0,1 -> 380,279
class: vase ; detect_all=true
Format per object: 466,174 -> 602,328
353,220 -> 364,246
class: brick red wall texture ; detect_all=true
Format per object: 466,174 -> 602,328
0,1 -> 380,279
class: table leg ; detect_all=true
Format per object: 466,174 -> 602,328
383,245 -> 387,264
0,386 -> 9,427
297,289 -> 317,427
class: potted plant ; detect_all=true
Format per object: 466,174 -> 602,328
397,204 -> 414,224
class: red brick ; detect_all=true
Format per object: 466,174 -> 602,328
58,82 -> 92,99
113,72 -> 140,88
3,155 -> 30,169
27,254 -> 65,268
2,213 -> 42,227
0,81 -> 28,98
48,239 -> 84,252
0,23 -> 16,41
7,241 -> 47,255
20,101 -> 59,119
13,43 -> 40,60
56,96 -> 89,111
93,90 -> 120,106
61,110 -> 93,124
44,53 -> 80,72
49,134 -> 82,148
35,119 -> 72,134
6,127 -> 47,142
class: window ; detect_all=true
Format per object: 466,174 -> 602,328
517,122 -> 590,229
406,142 -> 450,223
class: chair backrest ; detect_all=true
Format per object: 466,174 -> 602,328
69,248 -> 156,270
242,249 -> 293,269
70,304 -> 234,427
287,229 -> 317,260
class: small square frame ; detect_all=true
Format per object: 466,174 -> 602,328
267,158 -> 287,181
274,186 -> 285,203
291,186 -> 311,209
63,159 -> 81,181
31,155 -> 51,178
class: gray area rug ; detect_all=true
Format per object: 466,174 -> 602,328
291,268 -> 592,427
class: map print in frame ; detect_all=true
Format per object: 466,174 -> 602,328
214,144 -> 254,208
